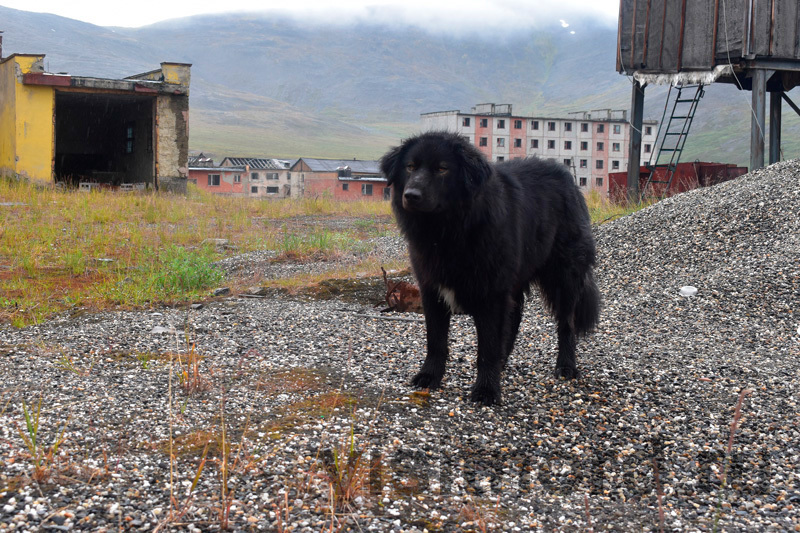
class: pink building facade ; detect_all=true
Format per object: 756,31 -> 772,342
421,103 -> 658,197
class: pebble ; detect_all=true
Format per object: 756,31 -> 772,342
0,161 -> 798,530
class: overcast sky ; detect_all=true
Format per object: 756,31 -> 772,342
1,0 -> 620,31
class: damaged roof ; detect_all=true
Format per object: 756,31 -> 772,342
222,157 -> 297,170
297,158 -> 381,174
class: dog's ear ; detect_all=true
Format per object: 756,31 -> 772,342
458,142 -> 492,191
380,145 -> 404,186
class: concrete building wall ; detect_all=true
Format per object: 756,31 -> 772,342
420,106 -> 658,196
0,55 -> 54,183
156,93 -> 189,193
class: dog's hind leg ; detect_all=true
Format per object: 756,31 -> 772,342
554,315 -> 579,379
502,291 -> 525,367
538,268 -> 581,379
411,287 -> 452,390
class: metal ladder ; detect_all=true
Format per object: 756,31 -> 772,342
642,84 -> 704,198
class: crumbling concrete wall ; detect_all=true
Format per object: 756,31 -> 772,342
156,93 -> 189,194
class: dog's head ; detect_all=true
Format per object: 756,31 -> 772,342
380,131 -> 492,214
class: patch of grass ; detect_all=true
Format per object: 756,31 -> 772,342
585,189 -> 655,225
15,396 -> 71,484
0,178 -> 393,326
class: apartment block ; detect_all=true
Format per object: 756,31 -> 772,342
421,103 -> 658,196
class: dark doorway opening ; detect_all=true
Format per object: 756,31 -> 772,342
54,92 -> 155,187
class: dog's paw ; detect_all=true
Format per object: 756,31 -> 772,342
470,384 -> 501,406
554,366 -> 580,380
411,371 -> 443,390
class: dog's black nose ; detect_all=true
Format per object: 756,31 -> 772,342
403,188 -> 422,205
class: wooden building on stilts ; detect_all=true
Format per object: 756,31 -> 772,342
617,0 -> 800,199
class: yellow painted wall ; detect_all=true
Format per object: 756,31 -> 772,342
0,58 -> 18,175
0,55 -> 54,183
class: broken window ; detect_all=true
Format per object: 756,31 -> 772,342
580,159 -> 588,168
251,172 -> 259,180
547,121 -> 556,131
547,140 -> 555,149
612,160 -> 620,170
362,184 -> 373,196
266,186 -> 279,194
597,124 -> 605,133
497,119 -> 505,129
532,120 -> 539,130
564,122 -> 572,132
125,122 -> 135,154
497,138 -> 505,147
497,156 -> 505,162
267,173 -> 279,180
514,138 -> 522,148
579,177 -> 587,186
597,142 -> 604,151
480,118 -> 488,127
531,139 -> 539,148
479,137 -> 488,146
463,117 -> 471,127
564,141 -> 572,150
581,123 -> 589,132
596,177 -> 604,187
514,120 -> 522,129
644,144 -> 652,153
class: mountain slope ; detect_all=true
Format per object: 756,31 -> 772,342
1,6 -> 798,163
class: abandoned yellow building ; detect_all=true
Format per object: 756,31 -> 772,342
0,44 -> 191,192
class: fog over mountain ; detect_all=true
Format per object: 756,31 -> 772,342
2,5 -> 797,163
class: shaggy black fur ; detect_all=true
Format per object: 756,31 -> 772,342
380,131 -> 600,406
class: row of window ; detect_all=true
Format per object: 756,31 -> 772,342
342,183 -> 391,199
480,138 -> 652,153
249,172 -> 281,180
579,177 -> 605,187
463,117 -> 653,136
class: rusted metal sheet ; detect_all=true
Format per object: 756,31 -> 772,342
21,72 -> 71,86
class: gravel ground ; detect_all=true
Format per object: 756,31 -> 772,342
0,161 -> 798,532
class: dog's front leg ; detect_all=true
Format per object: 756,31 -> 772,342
471,298 -> 507,406
411,287 -> 451,390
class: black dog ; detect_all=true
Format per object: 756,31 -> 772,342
380,131 -> 600,406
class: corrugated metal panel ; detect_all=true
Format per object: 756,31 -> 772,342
618,0 -> 800,74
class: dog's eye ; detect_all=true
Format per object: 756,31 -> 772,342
406,163 -> 417,172
437,164 -> 449,174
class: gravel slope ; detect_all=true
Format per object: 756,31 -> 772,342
0,160 -> 798,532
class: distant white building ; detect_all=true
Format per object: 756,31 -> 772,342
421,103 -> 658,196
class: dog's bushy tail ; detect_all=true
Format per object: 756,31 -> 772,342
574,270 -> 601,337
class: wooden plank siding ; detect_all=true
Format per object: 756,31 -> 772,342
618,0 -> 800,74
